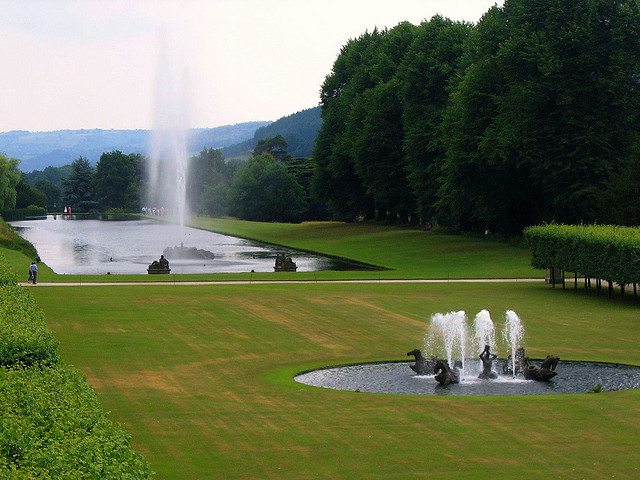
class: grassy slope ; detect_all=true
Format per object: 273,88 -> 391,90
31,282 -> 640,480
190,218 -> 541,279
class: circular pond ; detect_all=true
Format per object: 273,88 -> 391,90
295,360 -> 640,396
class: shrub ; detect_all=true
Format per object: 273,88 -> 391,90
0,285 -> 58,367
0,366 -> 153,478
0,207 -> 46,222
0,251 -> 18,286
0,250 -> 152,477
524,224 -> 640,286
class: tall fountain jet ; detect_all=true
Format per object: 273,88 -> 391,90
427,311 -> 468,371
503,310 -> 524,377
147,29 -> 190,236
473,309 -> 496,354
424,309 -> 525,380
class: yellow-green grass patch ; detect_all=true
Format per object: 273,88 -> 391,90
32,281 -> 640,479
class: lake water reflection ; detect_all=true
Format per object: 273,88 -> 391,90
10,216 -> 376,275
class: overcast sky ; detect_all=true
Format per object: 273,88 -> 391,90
0,0 -> 502,133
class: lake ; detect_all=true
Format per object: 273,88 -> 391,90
10,216 -> 375,275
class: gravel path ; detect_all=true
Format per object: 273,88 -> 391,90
19,278 -> 544,287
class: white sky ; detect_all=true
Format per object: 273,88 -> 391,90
0,0 -> 501,133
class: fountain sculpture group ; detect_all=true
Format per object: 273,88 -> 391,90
408,310 -> 559,386
163,242 -> 215,260
296,307 -> 640,395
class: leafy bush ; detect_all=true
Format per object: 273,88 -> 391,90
228,153 -> 307,222
0,285 -> 58,367
0,207 -> 46,222
0,248 -> 152,478
0,251 -> 18,286
0,366 -> 153,478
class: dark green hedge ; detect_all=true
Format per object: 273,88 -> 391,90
0,207 -> 46,222
524,224 -> 640,285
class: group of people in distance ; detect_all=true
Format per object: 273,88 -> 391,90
141,206 -> 173,216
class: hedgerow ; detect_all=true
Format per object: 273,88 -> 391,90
0,366 -> 153,479
0,245 -> 153,477
524,224 -> 640,286
0,251 -> 55,367
0,285 -> 58,367
0,251 -> 18,285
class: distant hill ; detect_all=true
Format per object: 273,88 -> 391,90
1,106 -> 322,172
1,122 -> 270,172
222,106 -> 321,159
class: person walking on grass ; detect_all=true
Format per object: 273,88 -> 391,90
29,261 -> 38,284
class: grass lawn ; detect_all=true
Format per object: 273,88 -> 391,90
189,218 -> 542,279
6,216 -> 638,478
31,281 -> 640,480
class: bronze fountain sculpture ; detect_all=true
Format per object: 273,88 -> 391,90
478,344 -> 498,380
147,254 -> 171,274
407,349 -> 436,375
274,253 -> 297,272
522,355 -> 559,382
433,359 -> 461,385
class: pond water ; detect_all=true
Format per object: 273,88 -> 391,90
10,215 -> 377,275
295,360 -> 640,396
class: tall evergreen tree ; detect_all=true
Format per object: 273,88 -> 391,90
310,1 -> 640,231
93,151 -> 138,210
398,16 -> 471,224
351,79 -> 410,222
438,6 -> 512,232
313,24 -> 422,222
61,157 -> 96,212
312,29 -> 385,221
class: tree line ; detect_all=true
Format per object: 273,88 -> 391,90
313,0 -> 640,234
3,0 -> 640,233
1,134 -> 314,223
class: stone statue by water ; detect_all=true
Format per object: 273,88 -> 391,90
147,254 -> 171,274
